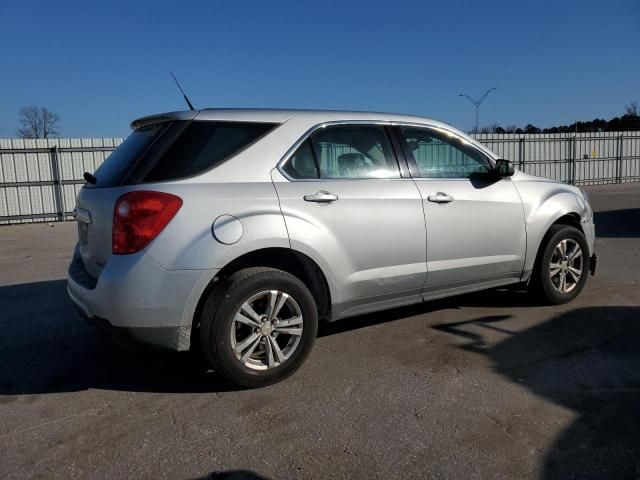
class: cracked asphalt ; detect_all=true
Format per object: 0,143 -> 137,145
1,183 -> 639,479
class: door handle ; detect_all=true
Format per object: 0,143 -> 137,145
427,192 -> 454,203
304,191 -> 339,203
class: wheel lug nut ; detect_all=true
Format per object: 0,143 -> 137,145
271,332 -> 277,338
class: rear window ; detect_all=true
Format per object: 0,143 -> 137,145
88,121 -> 276,187
90,122 -> 168,187
144,121 -> 276,182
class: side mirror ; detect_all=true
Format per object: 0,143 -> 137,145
495,159 -> 515,178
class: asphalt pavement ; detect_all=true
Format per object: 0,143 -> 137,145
1,183 -> 639,479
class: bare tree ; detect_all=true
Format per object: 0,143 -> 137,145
16,106 -> 61,138
625,101 -> 638,117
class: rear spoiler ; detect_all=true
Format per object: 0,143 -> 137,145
130,110 -> 198,130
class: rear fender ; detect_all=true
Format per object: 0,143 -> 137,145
143,182 -> 290,270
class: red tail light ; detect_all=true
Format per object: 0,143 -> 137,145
113,191 -> 182,254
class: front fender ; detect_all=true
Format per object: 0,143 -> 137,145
515,181 -> 589,272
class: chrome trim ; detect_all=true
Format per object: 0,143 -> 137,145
276,120 -> 496,182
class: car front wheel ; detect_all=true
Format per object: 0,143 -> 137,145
199,267 -> 318,388
531,224 -> 590,304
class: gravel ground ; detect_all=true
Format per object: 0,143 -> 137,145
0,183 -> 639,480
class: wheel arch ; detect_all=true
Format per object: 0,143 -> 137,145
191,247 -> 333,345
548,212 -> 582,229
528,214 -> 591,303
530,211 -> 584,275
521,184 -> 588,273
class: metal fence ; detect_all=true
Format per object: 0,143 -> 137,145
1,131 -> 639,224
0,138 -> 122,224
472,131 -> 640,185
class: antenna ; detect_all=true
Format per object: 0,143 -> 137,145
170,72 -> 195,111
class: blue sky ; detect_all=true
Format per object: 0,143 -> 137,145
1,0 -> 638,137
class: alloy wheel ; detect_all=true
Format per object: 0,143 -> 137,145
549,238 -> 583,293
230,290 -> 304,370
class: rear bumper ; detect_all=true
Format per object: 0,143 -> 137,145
67,245 -> 218,351
78,315 -> 191,351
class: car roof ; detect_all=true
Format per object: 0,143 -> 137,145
131,108 -> 456,132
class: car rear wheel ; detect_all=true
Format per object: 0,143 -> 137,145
530,224 -> 590,304
199,267 -> 318,388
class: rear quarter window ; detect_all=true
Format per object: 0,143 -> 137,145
143,121 -> 276,182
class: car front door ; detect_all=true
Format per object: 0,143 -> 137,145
272,123 -> 427,319
393,125 -> 526,298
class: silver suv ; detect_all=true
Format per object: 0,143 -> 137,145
67,109 -> 596,387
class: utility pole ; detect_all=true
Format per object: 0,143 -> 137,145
459,87 -> 498,133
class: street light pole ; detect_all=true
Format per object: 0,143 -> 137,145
459,87 -> 498,133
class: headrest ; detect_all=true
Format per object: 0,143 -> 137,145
338,152 -> 365,170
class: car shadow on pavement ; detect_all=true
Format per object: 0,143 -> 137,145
0,280 -> 239,396
0,279 -> 542,396
432,305 -> 640,479
594,208 -> 640,238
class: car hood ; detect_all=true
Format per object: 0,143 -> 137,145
511,170 -> 564,185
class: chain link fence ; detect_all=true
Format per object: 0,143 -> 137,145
1,131 -> 639,224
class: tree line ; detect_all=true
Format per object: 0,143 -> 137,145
477,101 -> 640,134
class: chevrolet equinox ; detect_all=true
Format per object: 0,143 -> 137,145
68,109 -> 597,387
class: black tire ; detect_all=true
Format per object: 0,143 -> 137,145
530,224 -> 590,305
199,267 -> 318,388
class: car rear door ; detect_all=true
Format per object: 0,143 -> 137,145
272,123 -> 427,319
393,125 -> 526,297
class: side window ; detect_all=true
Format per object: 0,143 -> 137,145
282,124 -> 400,180
311,125 -> 400,179
398,127 -> 491,178
282,140 -> 319,179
